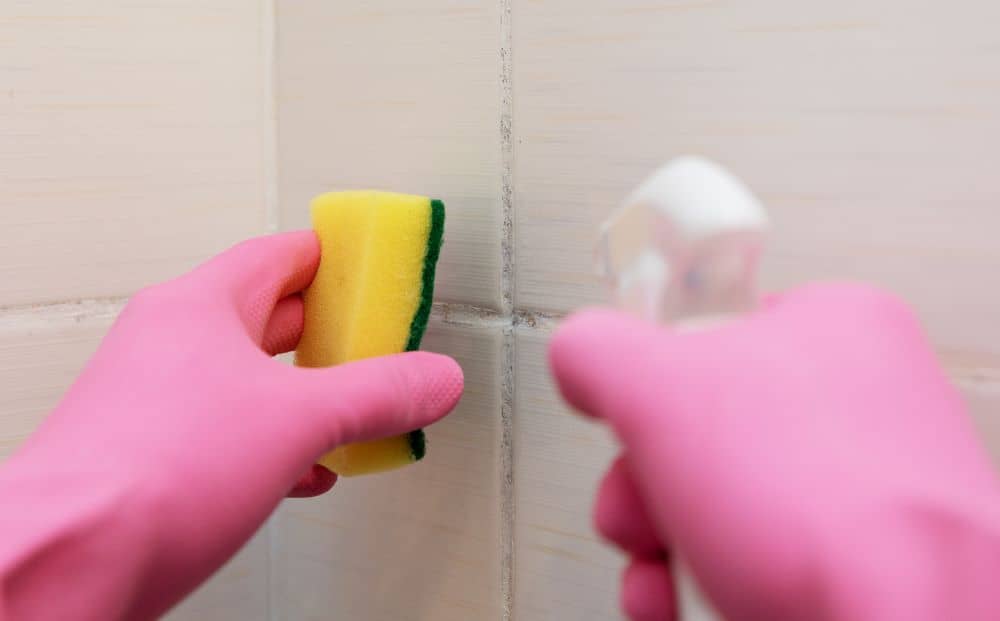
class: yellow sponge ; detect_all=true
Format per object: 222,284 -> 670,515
295,191 -> 444,476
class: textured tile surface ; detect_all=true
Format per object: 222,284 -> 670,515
955,374 -> 1000,470
512,330 -> 1000,621
513,0 -> 1000,358
277,1 -> 502,308
0,305 -> 114,459
273,320 -> 502,620
514,328 -> 623,620
0,1 -> 268,305
166,527 -> 270,621
0,305 -> 270,619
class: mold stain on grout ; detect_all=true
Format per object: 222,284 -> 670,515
431,302 -> 506,327
498,0 -> 515,617
0,297 -> 126,329
499,0 -> 514,320
499,323 -> 515,621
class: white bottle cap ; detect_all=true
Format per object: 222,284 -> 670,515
597,156 -> 768,324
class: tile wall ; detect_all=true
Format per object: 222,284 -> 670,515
0,2 -> 274,618
3,1 -> 1000,619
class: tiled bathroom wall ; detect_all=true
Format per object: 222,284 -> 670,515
272,5 -> 507,619
3,1 -> 1000,620
0,2 -> 274,619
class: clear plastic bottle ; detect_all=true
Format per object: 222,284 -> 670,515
596,156 -> 769,620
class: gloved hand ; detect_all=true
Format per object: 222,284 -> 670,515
550,283 -> 1000,621
0,231 -> 463,620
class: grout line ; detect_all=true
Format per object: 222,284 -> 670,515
498,0 -> 515,618
431,302 -> 507,328
5,295 -> 998,393
513,309 -> 562,332
951,370 -> 1000,388
262,0 -> 280,235
1,300 -> 998,390
499,0 -> 514,318
499,324 -> 516,621
0,297 -> 127,329
0,298 -> 565,333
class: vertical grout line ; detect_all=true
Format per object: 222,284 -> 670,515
499,0 -> 514,317
500,325 -> 516,621
262,0 -> 280,235
261,3 -> 280,620
498,0 -> 515,619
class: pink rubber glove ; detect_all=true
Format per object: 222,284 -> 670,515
550,283 -> 1000,621
0,231 -> 464,620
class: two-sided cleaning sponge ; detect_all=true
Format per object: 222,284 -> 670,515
295,191 -> 445,476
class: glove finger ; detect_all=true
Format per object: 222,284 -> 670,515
262,295 -> 304,356
286,464 -> 337,498
595,455 -> 665,559
548,308 -> 665,422
275,351 -> 464,454
622,558 -> 676,621
196,231 -> 320,341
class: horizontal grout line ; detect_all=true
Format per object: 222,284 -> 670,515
0,297 -> 127,329
0,297 -> 996,448
938,350 -> 1000,385
5,300 -> 999,386
0,298 -> 566,334
950,369 -> 1000,388
430,302 -> 566,331
512,309 -> 563,331
431,302 -> 506,327
0,296 -> 1000,386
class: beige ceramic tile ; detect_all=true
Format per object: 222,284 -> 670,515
513,329 -> 1000,621
0,1 -> 268,306
514,328 -> 623,620
277,2 -> 502,308
0,305 -> 115,459
0,304 -> 270,619
513,1 -> 1000,356
957,378 -> 1000,471
166,526 -> 270,621
273,319 -> 502,621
